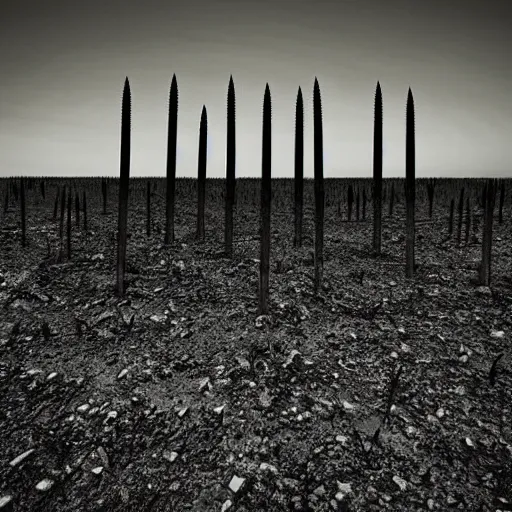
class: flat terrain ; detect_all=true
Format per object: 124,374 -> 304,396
0,178 -> 511,512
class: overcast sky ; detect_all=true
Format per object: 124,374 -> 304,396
1,0 -> 511,178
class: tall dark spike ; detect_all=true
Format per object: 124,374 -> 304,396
498,180 -> 505,224
225,75 -> 236,257
116,77 -> 132,296
67,188 -> 72,259
59,185 -> 66,246
313,77 -> 324,294
20,178 -> 26,248
464,196 -> 471,245
456,187 -> 464,246
405,88 -> 415,278
75,191 -> 80,227
102,179 -> 107,214
165,73 -> 179,245
480,178 -> 496,286
146,180 -> 151,237
294,86 -> 304,248
347,184 -> 354,221
259,84 -> 272,315
197,105 -> 208,240
448,198 -> 455,235
83,190 -> 88,231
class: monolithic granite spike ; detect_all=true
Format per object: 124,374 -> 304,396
296,87 -> 303,121
122,79 -> 131,121
227,76 -> 235,113
406,89 -> 415,126
263,83 -> 271,114
375,82 -> 382,108
313,79 -> 322,118
170,75 -> 178,104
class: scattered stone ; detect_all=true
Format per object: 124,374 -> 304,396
169,482 -> 181,491
163,451 -> 179,463
405,426 -> 417,437
214,405 -> 225,415
453,385 -> 465,395
0,496 -> 12,510
337,482 -> 352,494
335,492 -> 346,502
221,500 -> 232,511
436,407 -> 445,418
199,377 -> 211,392
228,475 -> 245,494
91,467 -> 104,475
446,495 -> 458,505
77,404 -> 90,413
177,407 -> 188,418
106,411 -> 118,422
255,315 -> 269,328
491,330 -> 505,339
392,475 -> 408,491
465,437 -> 474,447
313,485 -> 325,496
427,498 -> 435,510
35,479 -> 54,492
283,350 -> 301,368
342,400 -> 355,411
259,463 -> 278,473
475,285 -> 491,296
9,448 -> 35,467
46,372 -> 58,381
97,446 -> 109,468
117,369 -> 128,380
335,435 -> 348,445
259,388 -> 272,408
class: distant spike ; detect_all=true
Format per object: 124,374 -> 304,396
313,76 -> 324,293
164,73 -> 179,245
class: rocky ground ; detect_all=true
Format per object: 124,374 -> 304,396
0,180 -> 511,511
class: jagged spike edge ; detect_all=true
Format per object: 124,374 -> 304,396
406,89 -> 415,128
295,86 -> 303,123
263,85 -> 271,115
122,81 -> 131,123
374,82 -> 383,117
313,80 -> 322,120
227,78 -> 236,118
169,76 -> 179,107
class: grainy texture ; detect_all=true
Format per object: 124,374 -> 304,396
0,176 -> 511,512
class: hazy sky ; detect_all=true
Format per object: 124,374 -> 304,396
1,0 -> 511,178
